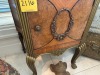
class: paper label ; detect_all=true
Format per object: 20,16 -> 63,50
19,0 -> 38,12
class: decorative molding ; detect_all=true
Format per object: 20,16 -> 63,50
51,8 -> 74,41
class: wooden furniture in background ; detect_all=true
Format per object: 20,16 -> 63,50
82,4 -> 100,60
83,32 -> 100,60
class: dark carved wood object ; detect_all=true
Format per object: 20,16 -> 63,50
50,61 -> 70,75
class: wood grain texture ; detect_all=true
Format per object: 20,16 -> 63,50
27,0 -> 94,55
69,0 -> 94,39
28,0 -> 56,49
49,0 -> 79,10
34,39 -> 80,56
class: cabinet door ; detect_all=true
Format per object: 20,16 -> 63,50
27,0 -> 94,50
27,0 -> 56,49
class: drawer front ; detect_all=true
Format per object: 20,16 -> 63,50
27,0 -> 94,50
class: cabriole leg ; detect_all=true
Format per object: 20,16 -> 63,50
26,56 -> 37,75
71,43 -> 86,69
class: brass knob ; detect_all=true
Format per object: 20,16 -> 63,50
34,25 -> 41,31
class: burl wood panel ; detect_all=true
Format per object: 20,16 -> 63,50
27,0 -> 94,55
49,0 -> 79,10
28,0 -> 56,49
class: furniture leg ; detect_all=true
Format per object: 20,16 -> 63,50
26,56 -> 37,75
71,43 -> 86,69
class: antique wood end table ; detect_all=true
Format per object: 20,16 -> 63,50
9,0 -> 100,75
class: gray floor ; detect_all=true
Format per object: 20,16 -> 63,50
1,48 -> 100,75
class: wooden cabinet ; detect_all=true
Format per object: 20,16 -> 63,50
9,0 -> 100,75
27,0 -> 93,54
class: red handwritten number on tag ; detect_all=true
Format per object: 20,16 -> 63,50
21,0 -> 34,6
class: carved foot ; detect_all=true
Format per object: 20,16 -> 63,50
66,72 -> 70,75
71,43 -> 86,69
50,61 -> 70,75
71,63 -> 77,69
33,73 -> 37,75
